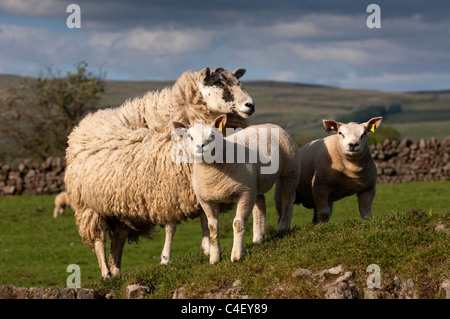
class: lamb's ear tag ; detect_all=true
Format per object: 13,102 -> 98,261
370,124 -> 375,133
218,121 -> 223,132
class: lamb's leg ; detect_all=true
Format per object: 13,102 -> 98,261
59,204 -> 66,216
53,207 -> 59,218
231,196 -> 255,262
312,186 -> 331,224
357,188 -> 375,219
200,211 -> 210,255
108,225 -> 130,275
252,195 -> 266,244
201,202 -> 221,264
275,179 -> 296,232
160,223 -> 176,265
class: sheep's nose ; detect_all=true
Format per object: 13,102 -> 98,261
349,142 -> 359,149
245,102 -> 255,113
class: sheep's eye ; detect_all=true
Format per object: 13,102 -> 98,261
186,133 -> 193,140
361,131 -> 367,138
339,132 -> 345,138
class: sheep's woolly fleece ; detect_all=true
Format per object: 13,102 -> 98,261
65,70 -> 247,246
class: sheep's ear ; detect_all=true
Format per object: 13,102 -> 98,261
323,120 -> 340,134
172,121 -> 188,137
365,117 -> 383,133
213,115 -> 227,131
201,68 -> 211,83
233,68 -> 246,79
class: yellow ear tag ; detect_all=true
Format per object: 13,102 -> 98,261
219,121 -> 223,132
370,124 -> 375,133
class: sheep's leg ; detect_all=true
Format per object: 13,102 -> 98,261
201,202 -> 221,264
357,188 -> 375,219
231,197 -> 255,262
252,195 -> 266,244
160,223 -> 176,265
93,219 -> 110,278
275,179 -> 296,232
200,211 -> 210,256
108,225 -> 130,275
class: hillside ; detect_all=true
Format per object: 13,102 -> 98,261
1,74 -> 449,143
86,209 -> 450,299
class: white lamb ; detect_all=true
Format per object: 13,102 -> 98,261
295,117 -> 383,223
53,191 -> 70,218
173,114 -> 300,264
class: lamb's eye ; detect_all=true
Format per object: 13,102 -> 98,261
339,132 -> 345,138
361,131 -> 367,138
186,133 -> 193,140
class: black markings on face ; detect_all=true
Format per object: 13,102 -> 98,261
204,70 -> 237,103
222,87 -> 234,103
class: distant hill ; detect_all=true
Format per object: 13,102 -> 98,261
1,74 -> 449,142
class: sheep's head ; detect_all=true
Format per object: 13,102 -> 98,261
199,67 -> 255,119
323,117 -> 383,157
173,115 -> 227,163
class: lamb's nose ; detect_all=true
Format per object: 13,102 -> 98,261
245,102 -> 255,113
349,142 -> 359,149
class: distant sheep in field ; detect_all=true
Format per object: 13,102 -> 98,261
295,117 -> 383,224
172,114 -> 300,264
53,191 -> 70,218
65,67 -> 255,277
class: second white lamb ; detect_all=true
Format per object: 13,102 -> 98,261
173,115 -> 300,264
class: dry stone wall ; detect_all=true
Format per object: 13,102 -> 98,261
0,137 -> 449,196
370,136 -> 450,183
0,156 -> 66,195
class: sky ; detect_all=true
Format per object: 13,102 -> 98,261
1,0 -> 450,92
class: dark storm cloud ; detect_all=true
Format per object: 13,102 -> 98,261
3,0 -> 449,30
1,0 -> 450,91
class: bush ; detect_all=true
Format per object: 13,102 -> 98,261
0,61 -> 105,162
368,125 -> 401,144
337,105 -> 387,123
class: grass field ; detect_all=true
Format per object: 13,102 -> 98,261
0,181 -> 448,298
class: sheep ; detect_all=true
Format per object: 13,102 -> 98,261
53,191 -> 70,218
295,117 -> 383,224
172,114 -> 301,264
64,67 -> 256,277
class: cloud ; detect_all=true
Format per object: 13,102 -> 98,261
340,72 -> 450,92
0,0 -> 65,17
0,1 -> 450,91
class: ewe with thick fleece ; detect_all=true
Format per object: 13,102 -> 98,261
295,117 -> 383,224
53,191 -> 70,218
173,115 -> 300,264
65,68 -> 255,277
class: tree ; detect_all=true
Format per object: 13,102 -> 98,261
0,61 -> 105,162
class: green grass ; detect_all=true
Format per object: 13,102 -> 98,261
0,181 -> 448,298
